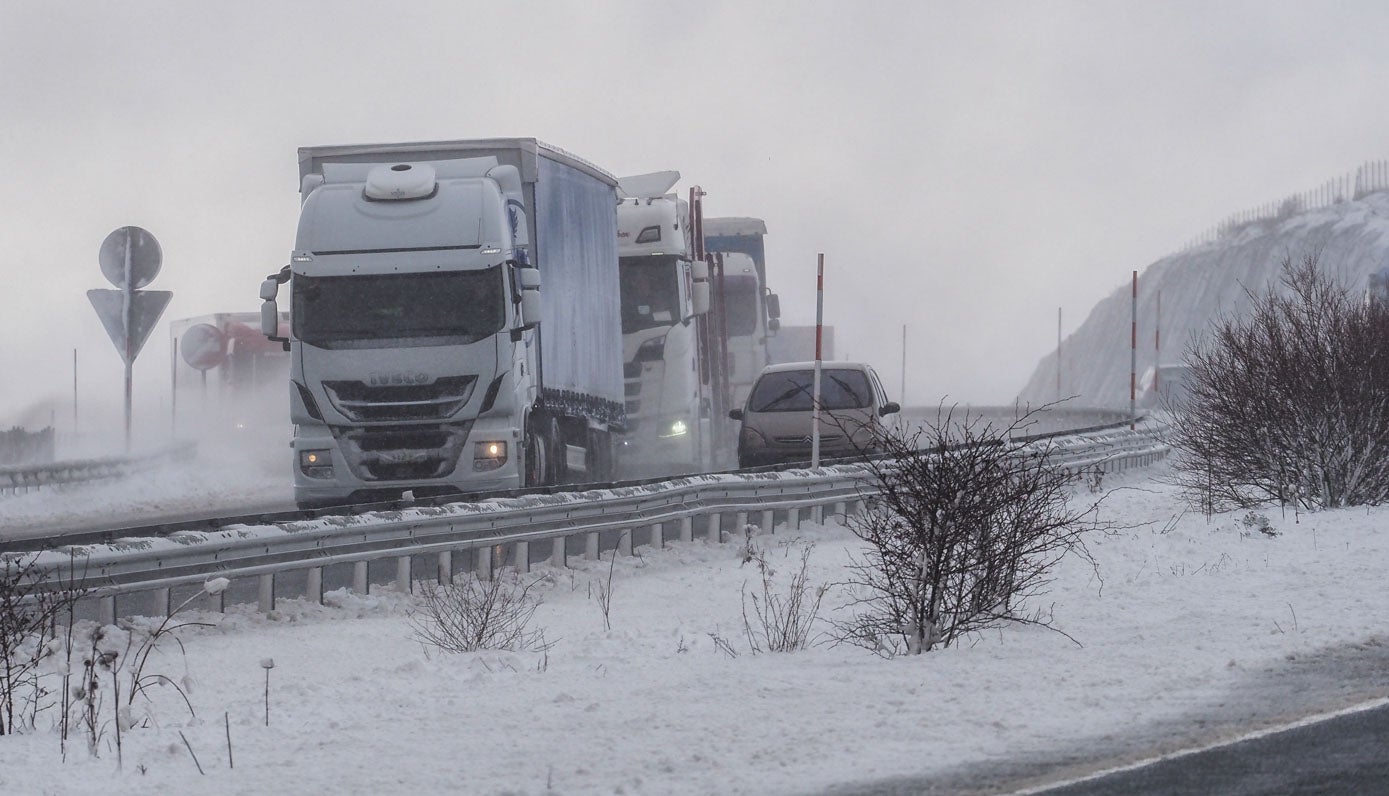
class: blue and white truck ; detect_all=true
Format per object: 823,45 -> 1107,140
260,139 -> 624,507
703,217 -> 781,410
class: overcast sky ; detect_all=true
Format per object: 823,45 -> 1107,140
4,0 -> 1389,429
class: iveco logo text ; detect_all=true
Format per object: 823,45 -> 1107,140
368,372 -> 431,387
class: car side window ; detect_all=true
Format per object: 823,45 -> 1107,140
868,368 -> 888,407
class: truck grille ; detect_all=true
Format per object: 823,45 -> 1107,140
624,381 -> 642,397
334,423 -> 471,482
623,362 -> 643,379
322,376 -> 477,422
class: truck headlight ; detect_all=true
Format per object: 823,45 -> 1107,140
660,419 -> 689,438
473,440 -> 508,471
299,449 -> 333,479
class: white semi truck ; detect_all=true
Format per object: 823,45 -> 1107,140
613,171 -> 723,475
260,139 -> 624,508
702,218 -> 780,410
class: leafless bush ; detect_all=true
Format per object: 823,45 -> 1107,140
411,572 -> 549,653
740,538 -> 826,654
0,553 -> 85,736
836,404 -> 1102,656
1171,253 -> 1389,510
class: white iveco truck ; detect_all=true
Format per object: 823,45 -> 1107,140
614,171 -> 714,475
260,139 -> 624,508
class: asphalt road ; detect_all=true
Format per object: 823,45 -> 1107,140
830,639 -> 1389,796
1035,700 -> 1389,795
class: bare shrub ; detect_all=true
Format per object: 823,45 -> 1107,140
836,404 -> 1103,656
411,573 -> 549,653
1171,253 -> 1389,510
0,553 -> 85,736
740,538 -> 826,654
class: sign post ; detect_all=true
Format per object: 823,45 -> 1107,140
88,226 -> 172,449
811,254 -> 824,468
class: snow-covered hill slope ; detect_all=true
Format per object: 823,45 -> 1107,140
1018,191 -> 1389,408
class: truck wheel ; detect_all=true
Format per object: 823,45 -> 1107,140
523,422 -> 547,487
587,429 -> 614,482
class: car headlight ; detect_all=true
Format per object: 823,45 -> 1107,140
739,426 -> 766,449
660,419 -> 689,438
473,440 -> 508,471
299,449 -> 333,479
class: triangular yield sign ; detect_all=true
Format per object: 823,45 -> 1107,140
87,289 -> 174,365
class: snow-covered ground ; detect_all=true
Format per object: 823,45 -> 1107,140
2,462 -> 1387,794
0,438 -> 290,542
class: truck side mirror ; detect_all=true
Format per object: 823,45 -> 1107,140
878,401 -> 900,416
261,267 -> 290,350
515,265 -> 543,329
520,291 -> 542,327
691,282 -> 710,316
728,408 -> 744,421
766,292 -> 781,319
768,318 -> 780,333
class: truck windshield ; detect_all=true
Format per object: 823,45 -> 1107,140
747,369 -> 872,412
620,256 -> 681,334
723,274 -> 761,336
292,266 -> 505,347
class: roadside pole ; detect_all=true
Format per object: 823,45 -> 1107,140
811,254 -> 824,467
1130,271 -> 1137,430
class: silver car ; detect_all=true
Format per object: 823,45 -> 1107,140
729,361 -> 900,467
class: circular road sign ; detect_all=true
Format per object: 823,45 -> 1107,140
99,226 -> 163,289
180,323 -> 227,371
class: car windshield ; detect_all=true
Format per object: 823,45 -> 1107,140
620,256 -> 681,334
747,369 -> 872,412
292,266 -> 505,347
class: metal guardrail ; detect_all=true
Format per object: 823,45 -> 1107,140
0,442 -> 196,496
7,424 -> 1169,623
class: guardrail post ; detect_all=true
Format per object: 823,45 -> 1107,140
812,503 -> 825,524
679,517 -> 693,543
709,513 -> 722,543
651,522 -> 664,550
735,511 -> 748,535
307,567 -> 323,604
353,561 -> 369,594
154,588 -> 171,618
258,574 -> 275,613
619,530 -> 633,557
477,546 -> 493,581
437,551 -> 453,586
99,595 -> 115,626
516,541 -> 530,573
791,507 -> 803,530
759,509 -> 774,534
833,501 -> 846,522
585,532 -> 600,560
396,556 -> 412,593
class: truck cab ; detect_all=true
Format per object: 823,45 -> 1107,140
615,172 -> 711,475
263,156 -> 548,507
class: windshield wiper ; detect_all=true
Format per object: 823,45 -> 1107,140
760,383 -> 813,411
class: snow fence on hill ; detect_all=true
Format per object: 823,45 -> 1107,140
1018,190 -> 1389,409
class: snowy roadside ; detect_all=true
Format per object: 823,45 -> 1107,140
2,463 -> 1386,795
0,443 -> 290,542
